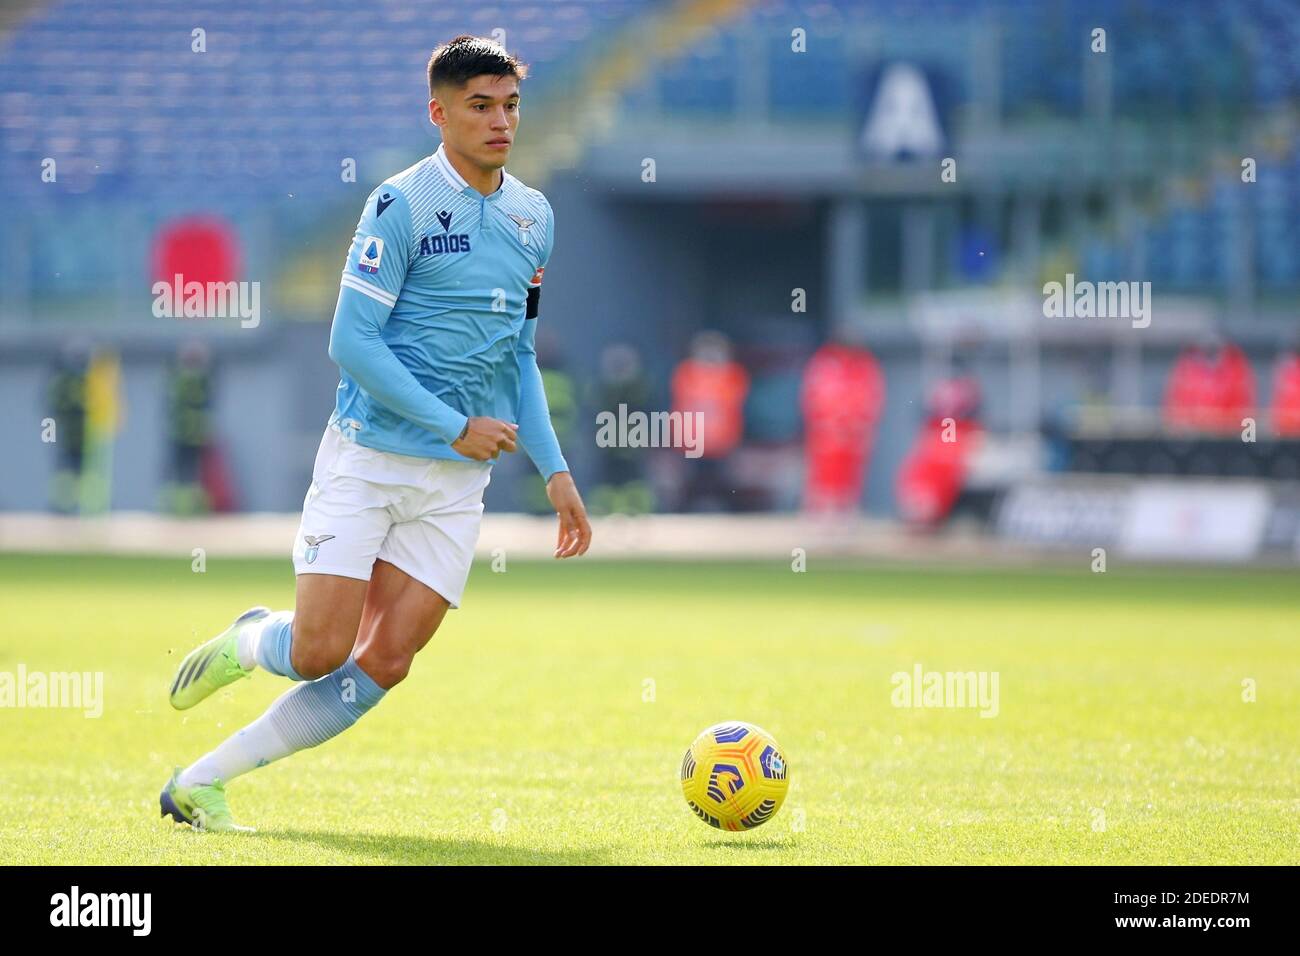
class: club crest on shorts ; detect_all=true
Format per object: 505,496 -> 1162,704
303,534 -> 335,564
507,213 -> 535,246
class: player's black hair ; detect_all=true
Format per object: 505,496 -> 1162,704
427,35 -> 528,97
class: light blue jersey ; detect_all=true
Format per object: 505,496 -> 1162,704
326,143 -> 568,480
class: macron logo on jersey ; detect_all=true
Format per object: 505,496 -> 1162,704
358,236 -> 384,274
420,209 -> 470,257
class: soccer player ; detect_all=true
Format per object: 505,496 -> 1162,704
159,36 -> 591,832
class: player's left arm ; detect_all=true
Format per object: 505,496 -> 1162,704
516,199 -> 591,559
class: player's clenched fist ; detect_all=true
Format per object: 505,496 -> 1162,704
452,417 -> 519,460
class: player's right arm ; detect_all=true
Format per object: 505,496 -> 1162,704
327,184 -> 471,445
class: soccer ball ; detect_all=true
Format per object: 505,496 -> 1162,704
680,721 -> 789,831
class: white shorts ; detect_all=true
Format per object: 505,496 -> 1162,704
291,424 -> 491,608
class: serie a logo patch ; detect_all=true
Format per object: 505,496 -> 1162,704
357,236 -> 385,274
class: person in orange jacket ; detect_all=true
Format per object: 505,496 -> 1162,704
671,331 -> 749,510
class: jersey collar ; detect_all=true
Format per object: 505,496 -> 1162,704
433,143 -> 506,200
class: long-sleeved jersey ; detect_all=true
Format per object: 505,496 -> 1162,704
327,143 -> 568,480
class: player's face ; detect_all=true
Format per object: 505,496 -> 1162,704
429,74 -> 520,172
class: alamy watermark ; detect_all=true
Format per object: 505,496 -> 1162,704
595,403 -> 704,458
890,663 -> 999,718
1042,273 -> 1151,329
1,664 -> 103,718
50,886 -> 150,935
152,274 -> 260,328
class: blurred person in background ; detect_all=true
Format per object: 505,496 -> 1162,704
1271,337 -> 1300,436
161,341 -> 237,515
800,328 -> 885,514
1164,340 -> 1218,431
44,344 -> 122,516
1164,335 -> 1257,433
896,362 -> 983,528
1213,340 -> 1257,432
670,330 -> 749,512
46,341 -> 92,514
590,343 -> 654,514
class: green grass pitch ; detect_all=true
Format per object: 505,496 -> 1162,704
0,553 -> 1296,864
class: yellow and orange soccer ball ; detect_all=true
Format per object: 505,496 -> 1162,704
680,721 -> 789,831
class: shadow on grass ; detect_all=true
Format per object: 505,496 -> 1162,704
247,827 -> 614,865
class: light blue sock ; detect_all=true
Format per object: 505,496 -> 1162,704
252,610 -> 304,681
179,656 -> 387,787
263,654 -> 386,752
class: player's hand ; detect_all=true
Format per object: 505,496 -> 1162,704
546,471 -> 592,559
452,417 -> 519,461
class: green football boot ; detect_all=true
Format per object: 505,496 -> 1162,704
159,769 -> 254,833
169,606 -> 269,710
